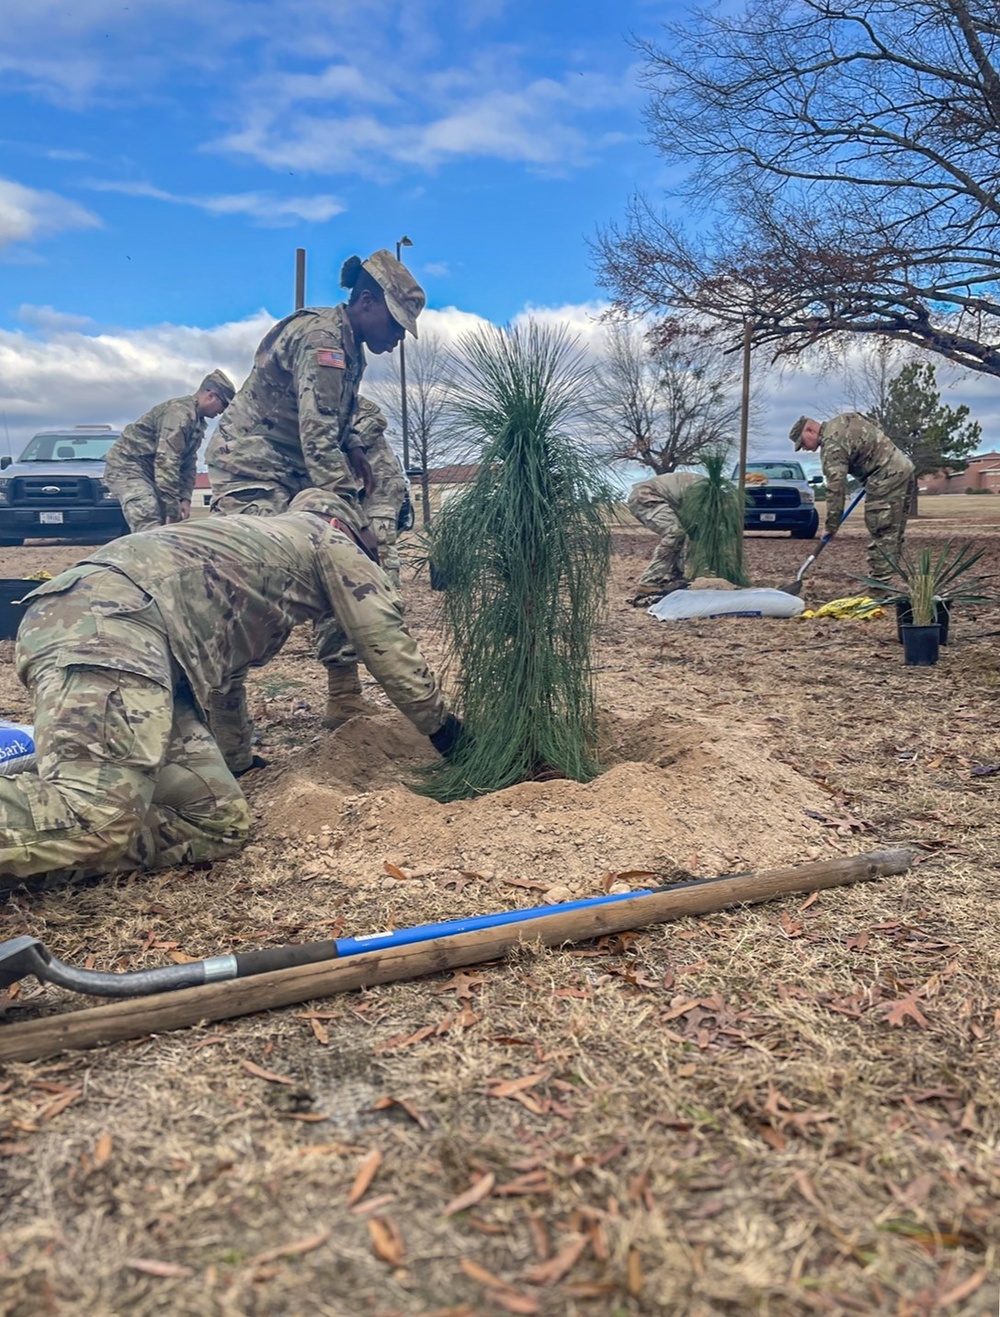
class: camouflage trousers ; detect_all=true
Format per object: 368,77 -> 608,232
0,575 -> 250,882
207,473 -> 398,767
863,471 -> 915,583
628,497 -> 687,588
103,466 -> 166,533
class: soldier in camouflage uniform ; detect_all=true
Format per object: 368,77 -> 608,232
791,413 -> 915,582
206,250 -> 424,741
627,471 -> 699,596
105,370 -> 236,532
0,489 -> 460,883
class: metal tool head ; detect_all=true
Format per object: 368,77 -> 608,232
0,935 -> 50,991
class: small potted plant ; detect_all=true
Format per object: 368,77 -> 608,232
856,540 -> 991,666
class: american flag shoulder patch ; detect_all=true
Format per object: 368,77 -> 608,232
316,348 -> 345,369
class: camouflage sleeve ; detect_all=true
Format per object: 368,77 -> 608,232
287,324 -> 358,494
153,401 -> 198,519
315,527 -> 447,735
179,438 -> 198,505
820,434 -> 849,531
365,431 -> 407,523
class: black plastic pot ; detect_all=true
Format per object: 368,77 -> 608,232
428,561 -> 448,592
900,623 -> 940,666
895,599 -> 950,645
0,580 -> 35,642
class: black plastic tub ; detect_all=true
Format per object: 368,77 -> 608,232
901,622 -> 941,666
895,599 -> 950,645
0,580 -> 35,642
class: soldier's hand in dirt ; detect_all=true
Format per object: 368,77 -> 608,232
347,447 -> 376,498
429,713 -> 466,760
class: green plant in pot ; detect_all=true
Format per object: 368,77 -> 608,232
856,540 -> 991,664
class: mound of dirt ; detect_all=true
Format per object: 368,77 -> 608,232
254,705 -> 828,887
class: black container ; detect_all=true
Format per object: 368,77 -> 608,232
895,598 -> 951,645
901,623 -> 940,666
0,580 -> 35,642
429,561 -> 448,592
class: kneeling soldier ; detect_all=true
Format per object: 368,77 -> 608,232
0,489 -> 460,884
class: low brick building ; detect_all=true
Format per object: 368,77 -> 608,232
919,452 -> 1000,495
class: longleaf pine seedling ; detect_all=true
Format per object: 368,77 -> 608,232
674,448 -> 749,586
420,322 -> 614,801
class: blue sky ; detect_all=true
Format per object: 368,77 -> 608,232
1,0 -> 661,327
1,0 -> 995,461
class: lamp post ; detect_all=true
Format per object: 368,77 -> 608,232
395,236 -> 413,473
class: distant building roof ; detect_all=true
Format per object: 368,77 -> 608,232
194,471 -> 212,488
426,463 -> 480,485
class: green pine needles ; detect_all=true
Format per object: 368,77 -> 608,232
420,321 -> 614,802
674,448 -> 749,586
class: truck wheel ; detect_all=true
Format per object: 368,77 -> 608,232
792,513 -> 819,540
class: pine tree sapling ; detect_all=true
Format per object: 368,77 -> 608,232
421,322 -> 613,802
673,449 -> 749,586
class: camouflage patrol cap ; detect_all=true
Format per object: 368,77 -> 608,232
199,369 -> 236,406
289,487 -> 366,530
789,415 -> 811,450
362,249 -> 425,339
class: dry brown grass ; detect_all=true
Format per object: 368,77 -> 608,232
1,523 -> 999,1316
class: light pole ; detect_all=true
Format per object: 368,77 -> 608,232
395,235 -> 413,473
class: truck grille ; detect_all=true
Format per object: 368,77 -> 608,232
10,477 -> 96,505
747,487 -> 801,509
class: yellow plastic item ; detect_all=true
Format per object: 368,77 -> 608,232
25,571 -> 52,582
800,594 -> 885,620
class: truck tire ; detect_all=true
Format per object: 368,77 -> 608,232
791,512 -> 819,540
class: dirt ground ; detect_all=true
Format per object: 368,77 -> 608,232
1,505 -> 999,1316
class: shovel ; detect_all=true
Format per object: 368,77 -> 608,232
783,488 -> 865,595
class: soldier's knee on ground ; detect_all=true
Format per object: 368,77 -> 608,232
148,760 -> 251,866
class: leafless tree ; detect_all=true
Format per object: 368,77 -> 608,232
593,320 -> 743,473
595,0 -> 1000,376
369,331 -> 451,525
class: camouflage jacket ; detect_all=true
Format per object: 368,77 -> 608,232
18,510 -> 446,734
346,397 -> 408,533
206,306 -> 364,501
627,471 -> 698,510
820,413 -> 914,525
104,396 -> 204,519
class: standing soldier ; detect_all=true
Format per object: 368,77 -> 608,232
790,413 -> 915,583
0,488 -> 460,885
105,371 -> 236,532
321,396 -> 411,725
627,470 -> 699,599
206,250 -> 424,754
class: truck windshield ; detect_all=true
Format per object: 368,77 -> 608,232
18,432 -> 118,461
744,463 -> 806,480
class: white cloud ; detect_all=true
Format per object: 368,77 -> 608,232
86,180 -> 345,226
6,299 -> 992,469
0,177 -> 100,250
17,304 -> 96,332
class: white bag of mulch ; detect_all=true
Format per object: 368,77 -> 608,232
649,588 -> 805,622
0,719 -> 36,775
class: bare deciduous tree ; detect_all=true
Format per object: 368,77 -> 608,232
369,332 -> 451,525
593,320 -> 743,473
596,0 -> 1000,376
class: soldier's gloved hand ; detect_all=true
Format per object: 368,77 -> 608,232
346,447 -> 376,498
429,714 -> 466,760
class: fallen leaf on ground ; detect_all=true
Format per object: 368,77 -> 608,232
125,1258 -> 194,1278
240,1060 -> 295,1085
94,1132 -> 113,1167
372,1095 -> 430,1129
382,861 -> 411,880
938,1268 -> 988,1306
38,1089 -> 82,1121
487,1072 -> 548,1099
368,1215 -> 404,1267
522,1234 -> 588,1285
347,1148 -> 382,1206
248,1229 -> 330,1266
884,992 -> 930,1029
443,1172 -> 496,1216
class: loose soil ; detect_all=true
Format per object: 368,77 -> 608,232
1,512 -> 998,1316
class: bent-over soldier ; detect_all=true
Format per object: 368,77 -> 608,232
790,412 -> 915,582
105,370 -> 236,532
0,489 -> 461,885
206,250 -> 424,739
627,470 -> 699,597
